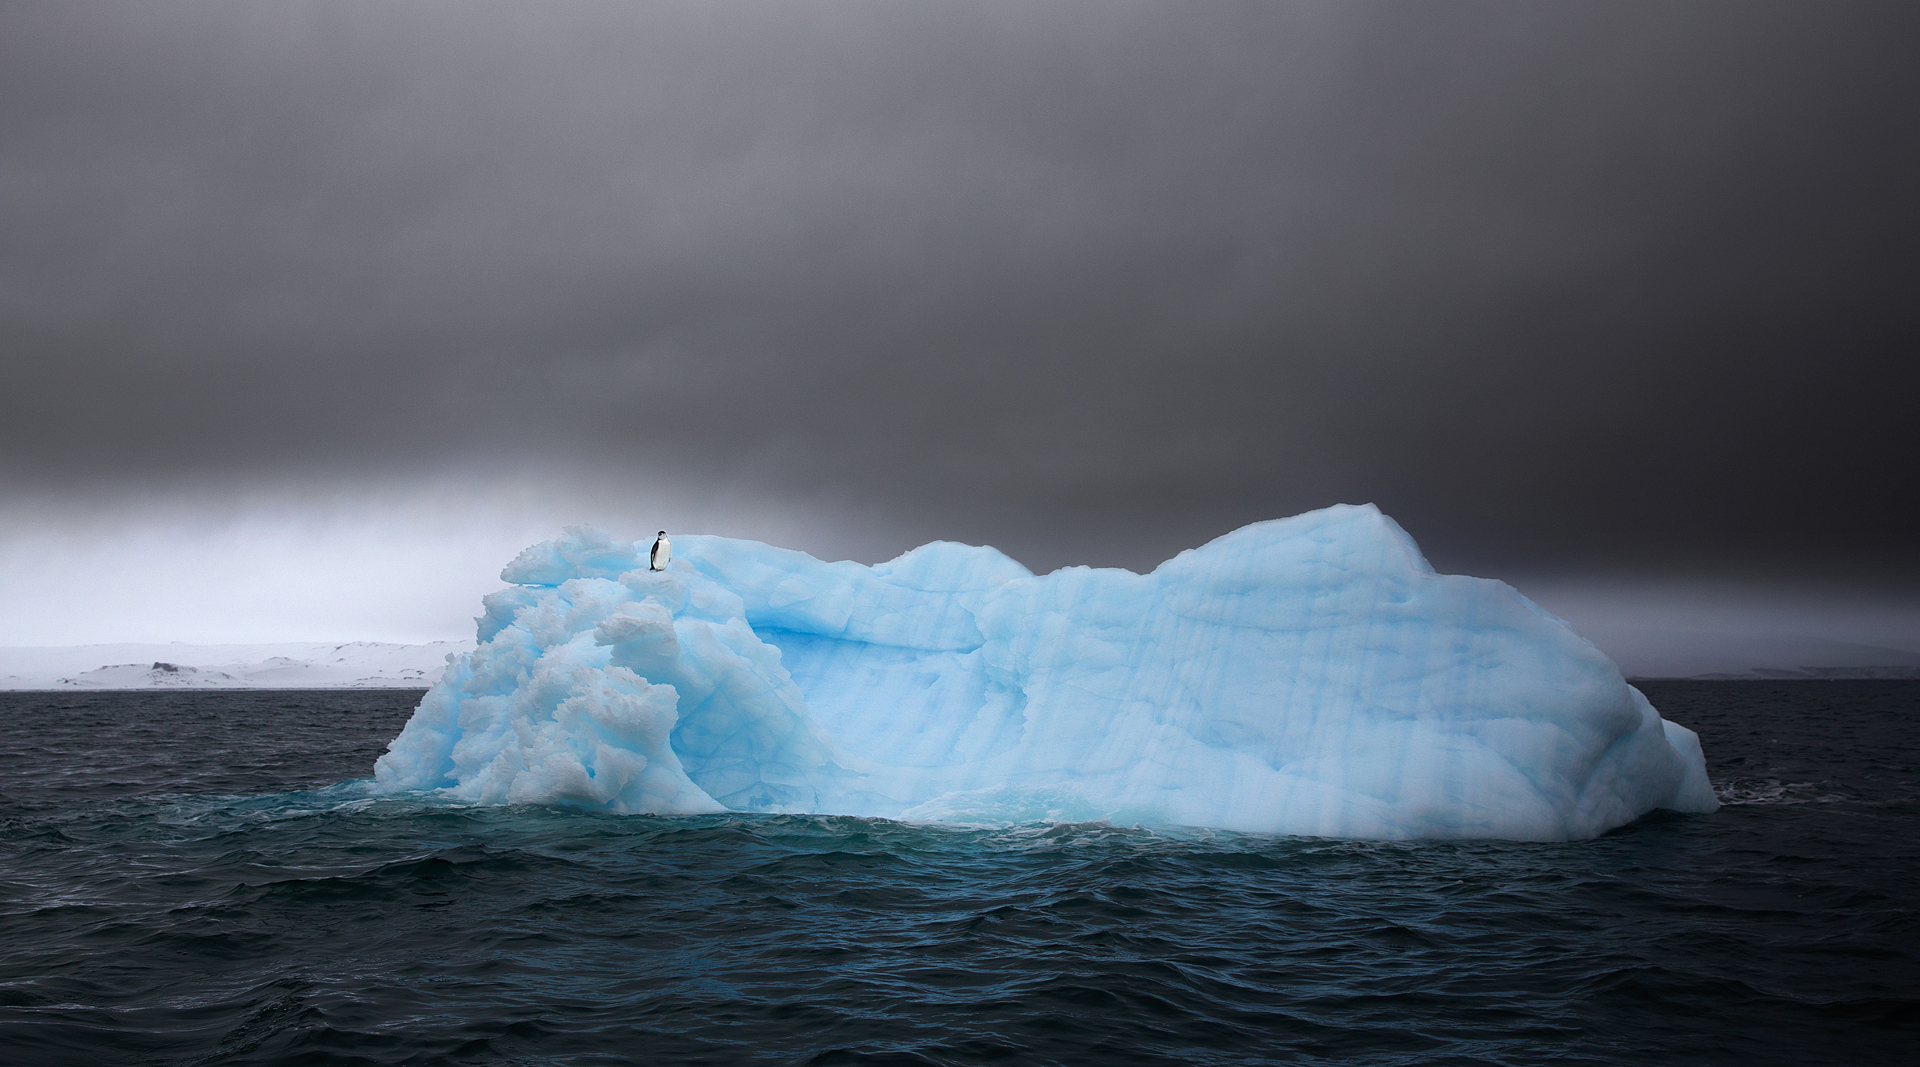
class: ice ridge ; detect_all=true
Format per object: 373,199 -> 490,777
372,505 -> 1718,840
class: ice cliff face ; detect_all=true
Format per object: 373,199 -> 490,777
372,505 -> 1718,840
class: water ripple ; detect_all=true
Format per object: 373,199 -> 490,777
0,685 -> 1916,1065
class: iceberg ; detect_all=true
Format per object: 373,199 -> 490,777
372,505 -> 1718,840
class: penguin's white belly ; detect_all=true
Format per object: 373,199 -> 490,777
651,539 -> 672,570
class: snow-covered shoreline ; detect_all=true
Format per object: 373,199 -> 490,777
7,633 -> 1912,691
0,641 -> 472,691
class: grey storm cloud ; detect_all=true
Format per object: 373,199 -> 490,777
3,0 -> 1916,574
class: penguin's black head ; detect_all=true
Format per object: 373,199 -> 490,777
657,531 -> 667,537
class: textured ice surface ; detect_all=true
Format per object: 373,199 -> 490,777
373,506 -> 1718,840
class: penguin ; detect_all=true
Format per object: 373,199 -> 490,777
649,530 -> 671,571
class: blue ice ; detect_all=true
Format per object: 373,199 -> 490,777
372,505 -> 1717,840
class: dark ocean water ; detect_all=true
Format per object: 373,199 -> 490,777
1,683 -> 1914,1066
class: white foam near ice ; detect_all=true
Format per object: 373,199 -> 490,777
372,505 -> 1719,840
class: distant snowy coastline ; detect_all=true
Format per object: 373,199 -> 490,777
0,641 -> 472,691
1635,665 -> 1920,681
1593,631 -> 1920,681
6,633 -> 1912,689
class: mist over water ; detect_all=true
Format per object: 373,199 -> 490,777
1,683 -> 1915,1065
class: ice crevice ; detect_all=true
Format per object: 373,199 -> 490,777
372,503 -> 1719,840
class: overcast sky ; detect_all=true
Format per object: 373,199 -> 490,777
3,1 -> 1916,651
